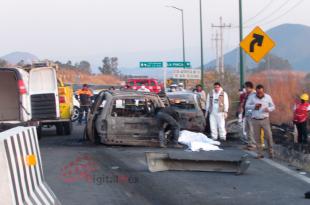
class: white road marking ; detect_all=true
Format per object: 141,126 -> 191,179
245,150 -> 310,184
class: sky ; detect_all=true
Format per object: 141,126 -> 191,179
0,0 -> 308,69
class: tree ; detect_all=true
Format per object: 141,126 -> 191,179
66,60 -> 72,66
255,54 -> 292,72
17,60 -> 25,67
0,59 -> 7,67
111,57 -> 119,75
98,57 -> 119,75
78,61 -> 91,73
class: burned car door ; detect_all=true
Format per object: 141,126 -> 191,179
105,97 -> 160,146
86,91 -> 107,143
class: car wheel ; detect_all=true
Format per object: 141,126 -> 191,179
71,106 -> 80,122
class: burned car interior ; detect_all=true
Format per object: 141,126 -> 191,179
111,98 -> 156,118
86,90 -> 164,146
86,90 -> 208,145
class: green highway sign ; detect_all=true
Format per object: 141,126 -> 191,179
140,62 -> 163,68
167,62 -> 191,68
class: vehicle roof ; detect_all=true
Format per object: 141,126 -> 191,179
108,90 -> 160,98
166,91 -> 196,96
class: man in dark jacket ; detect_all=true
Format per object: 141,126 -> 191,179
76,84 -> 93,124
155,107 -> 181,148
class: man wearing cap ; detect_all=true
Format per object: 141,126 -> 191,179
293,93 -> 310,144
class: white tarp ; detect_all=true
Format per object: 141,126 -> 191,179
178,130 -> 222,152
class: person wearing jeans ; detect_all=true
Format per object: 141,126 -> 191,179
76,84 -> 93,124
239,81 -> 257,150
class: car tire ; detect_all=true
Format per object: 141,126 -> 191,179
71,106 -> 80,122
63,121 -> 72,135
56,123 -> 64,135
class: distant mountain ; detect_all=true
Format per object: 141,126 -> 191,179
0,52 -> 39,64
207,24 -> 310,72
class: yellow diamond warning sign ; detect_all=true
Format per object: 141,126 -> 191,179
240,26 -> 275,63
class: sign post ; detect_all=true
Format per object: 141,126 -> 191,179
167,62 -> 191,68
139,62 -> 163,68
240,26 -> 275,63
139,61 -> 167,89
172,69 -> 201,80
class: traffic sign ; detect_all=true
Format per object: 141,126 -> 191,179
167,62 -> 191,68
139,62 -> 163,68
240,26 -> 275,63
172,69 -> 201,80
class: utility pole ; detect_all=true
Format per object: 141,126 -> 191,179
199,0 -> 204,86
239,0 -> 244,88
211,31 -> 220,72
211,17 -> 231,75
167,6 -> 185,66
166,6 -> 186,85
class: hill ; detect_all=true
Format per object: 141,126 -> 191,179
207,24 -> 310,72
0,51 -> 39,64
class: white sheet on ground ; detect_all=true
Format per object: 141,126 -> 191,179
178,130 -> 222,152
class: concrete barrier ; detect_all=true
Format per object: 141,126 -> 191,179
0,126 -> 61,205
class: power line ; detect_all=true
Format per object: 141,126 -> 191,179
243,0 -> 274,24
233,0 -> 304,29
243,0 -> 292,27
261,0 -> 304,26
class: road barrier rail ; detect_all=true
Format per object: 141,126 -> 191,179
0,126 -> 61,205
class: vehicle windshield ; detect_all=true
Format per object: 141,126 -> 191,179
168,94 -> 196,110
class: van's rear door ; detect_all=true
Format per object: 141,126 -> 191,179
0,68 -> 21,122
29,67 -> 59,120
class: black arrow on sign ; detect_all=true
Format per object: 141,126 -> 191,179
250,33 -> 264,52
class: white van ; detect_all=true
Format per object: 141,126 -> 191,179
28,67 -> 60,120
0,66 -> 72,136
0,67 -> 32,129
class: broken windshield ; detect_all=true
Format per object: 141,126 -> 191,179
168,95 -> 196,110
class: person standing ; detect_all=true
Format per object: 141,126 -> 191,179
246,84 -> 275,159
137,84 -> 150,92
177,83 -> 185,92
206,82 -> 229,141
293,93 -> 310,144
194,84 -> 207,114
76,84 -> 93,125
240,81 -> 257,150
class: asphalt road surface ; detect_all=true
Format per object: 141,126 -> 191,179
39,124 -> 310,205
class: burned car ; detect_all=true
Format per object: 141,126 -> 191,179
86,91 -> 165,146
167,92 -> 206,132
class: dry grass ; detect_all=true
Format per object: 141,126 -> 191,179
57,69 -> 122,85
248,70 -> 305,125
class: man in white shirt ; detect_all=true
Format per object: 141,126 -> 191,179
206,82 -> 229,141
137,84 -> 150,92
245,84 -> 275,159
